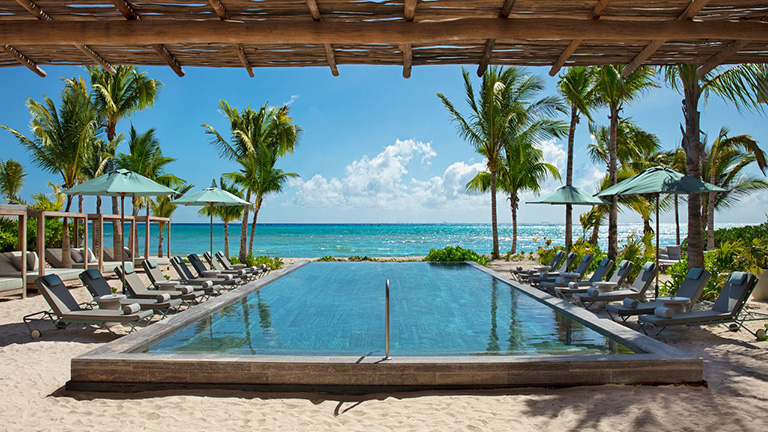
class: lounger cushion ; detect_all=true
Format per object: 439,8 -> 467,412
639,310 -> 733,326
729,271 -> 748,286
61,309 -> 152,322
84,269 -> 102,280
688,268 -> 704,280
641,263 -> 656,280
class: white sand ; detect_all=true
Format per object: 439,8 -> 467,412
0,259 -> 766,432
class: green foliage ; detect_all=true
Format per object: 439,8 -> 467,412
240,254 -> 283,270
616,232 -> 656,282
316,255 -> 337,262
348,255 -> 378,262
0,218 -> 68,253
537,245 -> 564,266
424,246 -> 490,266
570,241 -> 607,274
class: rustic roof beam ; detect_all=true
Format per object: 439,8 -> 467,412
112,0 -> 139,20
696,40 -> 750,77
304,1 -> 338,76
477,0 -> 516,77
401,44 -> 412,78
622,0 -> 711,76
405,0 -> 417,22
207,0 -> 229,20
152,44 -> 184,77
235,44 -> 254,78
548,0 -> 612,76
4,18 -> 767,46
2,45 -> 45,77
305,0 -> 321,21
16,0 -> 115,75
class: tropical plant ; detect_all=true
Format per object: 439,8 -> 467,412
203,100 -> 300,261
592,65 -> 657,261
28,182 -> 65,212
149,180 -> 192,257
424,245 -> 490,266
438,66 -> 564,258
557,66 -> 597,250
700,126 -> 768,250
81,135 -> 121,213
198,177 -> 245,259
662,63 -> 768,269
588,119 -> 661,171
0,159 -> 26,204
2,77 -> 97,267
88,65 -> 162,255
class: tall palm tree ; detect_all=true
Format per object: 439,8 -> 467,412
0,159 -> 26,204
592,65 -> 657,261
226,144 -> 299,256
2,77 -> 97,267
197,177 -> 245,258
588,119 -> 661,172
700,127 -> 768,249
81,135 -> 121,213
150,181 -> 192,257
557,66 -> 596,250
438,66 -> 561,258
203,101 -> 300,262
662,64 -> 768,268
88,65 -> 162,255
115,126 -> 180,255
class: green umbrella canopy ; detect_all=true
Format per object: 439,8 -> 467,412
172,186 -> 251,207
528,185 -> 608,206
596,166 -> 727,197
64,169 -> 177,197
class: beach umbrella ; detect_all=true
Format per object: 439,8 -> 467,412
172,184 -> 251,256
596,166 -> 727,297
65,168 -> 178,292
527,185 -> 609,251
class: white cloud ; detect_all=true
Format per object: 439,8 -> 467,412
283,94 -> 300,106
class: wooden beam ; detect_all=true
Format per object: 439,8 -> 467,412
405,0 -> 417,21
235,44 -> 254,78
401,43 -> 412,78
3,18 -> 767,46
207,0 -> 228,20
112,0 -> 139,20
75,45 -> 116,75
152,44 -> 184,77
305,0 -> 321,21
548,0 -> 613,76
14,0 -> 50,20
697,40 -> 750,77
623,0 -> 711,76
2,45 -> 45,77
500,0 -> 516,18
477,38 -> 496,77
324,43 -> 338,76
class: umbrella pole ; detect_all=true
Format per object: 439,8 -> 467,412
210,203 -> 213,258
120,194 -> 126,294
655,193 -> 660,298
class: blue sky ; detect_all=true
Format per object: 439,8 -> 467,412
1,63 -> 766,225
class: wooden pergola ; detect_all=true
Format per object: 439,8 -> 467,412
0,1 -> 766,79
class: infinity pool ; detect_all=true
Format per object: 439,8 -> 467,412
145,262 -> 632,357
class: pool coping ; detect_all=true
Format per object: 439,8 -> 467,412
68,260 -> 703,393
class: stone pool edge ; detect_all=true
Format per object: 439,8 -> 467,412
67,260 -> 703,393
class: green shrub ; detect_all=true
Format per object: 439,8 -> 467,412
537,245 -> 565,266
316,255 -> 336,262
232,254 -> 285,269
616,232 -> 655,282
0,217 -> 68,253
424,246 -> 490,266
570,241 -> 607,274
348,255 -> 378,262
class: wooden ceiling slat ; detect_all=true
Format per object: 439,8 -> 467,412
476,0 -> 518,77
548,0 -> 613,77
2,45 -> 45,77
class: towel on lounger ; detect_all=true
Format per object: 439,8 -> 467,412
155,293 -> 171,303
568,282 -> 579,289
178,286 -> 194,294
587,287 -> 599,297
623,298 -> 639,309
654,306 -> 674,318
122,303 -> 140,315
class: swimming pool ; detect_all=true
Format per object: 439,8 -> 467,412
146,262 -> 631,357
69,261 -> 703,392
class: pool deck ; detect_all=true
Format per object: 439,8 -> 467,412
68,261 -> 703,393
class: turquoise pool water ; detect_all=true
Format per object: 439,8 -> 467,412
145,262 -> 633,357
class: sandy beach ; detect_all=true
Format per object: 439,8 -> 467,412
1,259 -> 767,432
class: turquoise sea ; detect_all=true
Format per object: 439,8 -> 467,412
92,222 -> 744,258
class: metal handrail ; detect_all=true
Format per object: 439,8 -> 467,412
384,279 -> 391,360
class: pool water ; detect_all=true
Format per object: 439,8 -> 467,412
146,262 -> 633,357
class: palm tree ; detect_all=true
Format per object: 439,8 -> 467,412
88,65 -> 162,255
700,127 -> 768,249
150,181 -> 192,257
592,65 -> 657,261
115,126 -> 180,256
197,177 -> 245,258
2,77 -> 96,267
588,119 -> 661,172
662,64 -> 768,268
0,159 -> 26,204
226,144 -> 299,256
203,101 -> 300,262
557,66 -> 596,250
438,66 -> 561,258
81,135 -> 121,213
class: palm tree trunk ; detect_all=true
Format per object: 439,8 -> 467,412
683,81 -> 705,269
112,195 -> 122,255
565,106 -> 578,251
239,189 -> 251,262
706,191 -> 716,250
509,194 -> 518,254
224,220 -> 230,258
129,197 -> 138,257
157,221 -> 165,257
590,224 -> 600,245
607,105 -> 619,262
61,195 -> 73,268
674,195 -> 680,245
248,197 -> 262,256
490,170 -> 500,259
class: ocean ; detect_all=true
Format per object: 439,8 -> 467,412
90,222 -> 745,258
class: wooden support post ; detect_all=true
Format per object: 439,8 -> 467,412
167,219 -> 171,257
37,215 -> 45,278
75,45 -> 116,75
2,45 -> 45,77
83,216 -> 88,271
73,217 -> 79,248
404,0 -> 417,21
548,0 -> 612,76
305,0 -> 321,21
235,44 -> 254,78
324,44 -> 339,76
97,214 -> 104,273
152,44 -> 185,77
145,207 -> 150,260
401,44 -> 412,78
697,40 -> 750,77
207,0 -> 228,20
477,0 -> 517,76
112,0 -> 139,20
18,213 -> 27,298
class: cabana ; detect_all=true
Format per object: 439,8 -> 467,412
133,213 -> 172,266
28,210 -> 89,285
0,204 -> 28,298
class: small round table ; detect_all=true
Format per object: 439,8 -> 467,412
593,281 -> 618,293
94,294 -> 126,310
660,296 -> 691,314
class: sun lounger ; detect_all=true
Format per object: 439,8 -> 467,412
527,251 -> 578,285
191,253 -> 248,281
638,271 -> 763,341
510,250 -> 565,280
169,256 -> 227,295
207,251 -> 262,279
184,254 -> 241,286
80,268 -> 182,317
576,262 -> 657,310
544,257 -> 613,293
606,268 -> 711,324
114,264 -> 205,305
140,258 -> 206,302
554,259 -> 629,299
538,254 -> 595,291
23,274 -> 152,338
